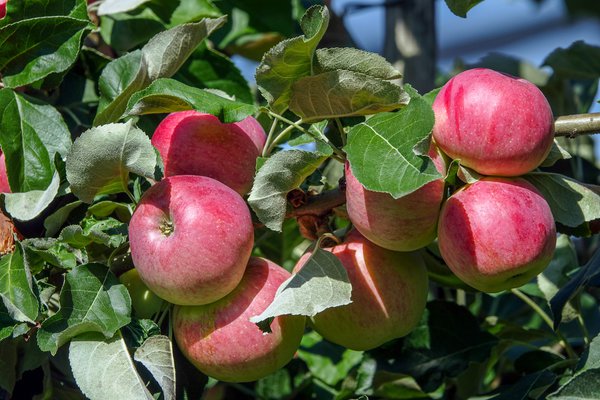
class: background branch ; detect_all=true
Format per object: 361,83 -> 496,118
555,113 -> 600,138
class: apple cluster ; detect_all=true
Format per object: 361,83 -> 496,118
127,111 -> 305,382
346,68 -> 557,293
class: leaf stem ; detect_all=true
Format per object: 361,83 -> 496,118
577,313 -> 591,346
262,118 -> 280,157
511,288 -> 577,359
554,112 -> 600,138
335,118 -> 347,146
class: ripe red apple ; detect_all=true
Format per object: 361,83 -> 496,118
0,0 -> 7,19
173,257 -> 306,383
118,268 -> 164,320
294,230 -> 428,351
151,111 -> 266,196
345,145 -> 446,251
0,151 -> 10,193
432,68 -> 554,176
128,175 -> 254,305
437,177 -> 556,293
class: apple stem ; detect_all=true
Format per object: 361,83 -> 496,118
554,112 -> 600,138
288,188 -> 346,218
510,288 -> 577,359
159,219 -> 174,237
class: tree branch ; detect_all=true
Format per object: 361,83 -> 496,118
287,188 -> 346,218
555,113 -> 600,138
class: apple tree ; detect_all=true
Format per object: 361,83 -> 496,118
0,0 -> 600,399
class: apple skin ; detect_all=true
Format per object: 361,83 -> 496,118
0,152 -> 10,193
0,0 -> 7,19
294,230 -> 428,351
437,177 -> 556,293
173,257 -> 306,383
151,111 -> 266,196
118,268 -> 164,320
345,145 -> 446,251
432,68 -> 554,176
128,175 -> 254,306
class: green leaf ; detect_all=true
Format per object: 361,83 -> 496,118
99,8 -> 166,53
4,171 -> 61,221
248,150 -> 328,231
59,217 -> 128,249
543,41 -> 600,79
134,335 -> 175,400
69,331 -> 154,400
0,339 -> 17,395
37,263 -> 131,355
540,140 -> 572,167
289,70 -> 409,122
170,0 -> 222,26
97,0 -> 151,16
66,121 -> 157,203
297,330 -> 364,387
0,243 -> 39,324
255,5 -> 329,113
548,334 -> 600,399
444,0 -> 485,18
525,172 -> 600,229
370,301 -> 498,393
124,78 -> 256,123
0,302 -> 17,342
43,201 -> 84,237
250,247 -> 351,327
0,89 -> 71,192
0,0 -> 93,88
94,16 -> 227,125
313,48 -> 401,80
23,238 -> 85,270
488,370 -> 556,400
345,93 -> 441,198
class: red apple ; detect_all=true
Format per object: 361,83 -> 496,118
345,145 -> 446,251
437,177 -> 556,292
128,175 -> 254,305
151,111 -> 266,196
173,257 -> 306,383
0,0 -> 7,19
294,230 -> 428,351
0,151 -> 10,193
432,68 -> 554,176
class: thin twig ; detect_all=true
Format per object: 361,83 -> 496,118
554,113 -> 600,138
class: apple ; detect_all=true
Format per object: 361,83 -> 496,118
118,268 -> 164,320
345,145 -> 446,251
294,230 -> 428,351
0,0 -> 7,19
151,111 -> 267,196
173,257 -> 306,383
128,175 -> 254,305
437,177 -> 556,293
432,68 -> 554,176
0,151 -> 10,193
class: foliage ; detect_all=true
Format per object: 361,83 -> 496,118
0,0 -> 599,399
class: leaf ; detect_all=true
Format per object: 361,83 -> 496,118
548,334 -> 600,399
66,121 -> 157,203
370,301 -> 498,393
23,238 -> 85,270
134,335 -> 175,400
0,0 -> 93,88
543,41 -> 600,79
0,89 -> 71,192
43,201 -> 84,237
540,140 -> 572,167
549,247 -> 600,329
488,370 -> 556,400
37,263 -> 131,355
97,0 -> 151,15
124,78 -> 256,123
289,70 -> 409,122
313,48 -> 402,80
59,217 -> 128,249
525,172 -> 600,229
4,172 -> 61,221
0,243 -> 39,324
250,247 -> 351,327
444,0 -> 485,18
0,339 -> 17,395
94,16 -> 226,125
69,331 -> 153,400
255,5 -> 329,113
345,93 -> 441,198
0,302 -> 17,342
248,150 -> 328,232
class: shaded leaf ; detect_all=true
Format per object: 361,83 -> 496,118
124,78 -> 256,123
69,331 -> 153,400
345,93 -> 441,198
444,0 -> 485,18
0,242 -> 39,324
134,335 -> 175,400
248,150 -> 328,231
256,5 -> 329,113
37,263 -> 131,355
313,48 -> 401,80
289,70 -> 409,122
543,41 -> 600,79
525,172 -> 600,229
488,370 -> 556,400
540,140 -> 572,168
0,339 -> 17,395
94,16 -> 226,125
250,247 -> 351,326
66,121 -> 156,203
43,201 -> 84,237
